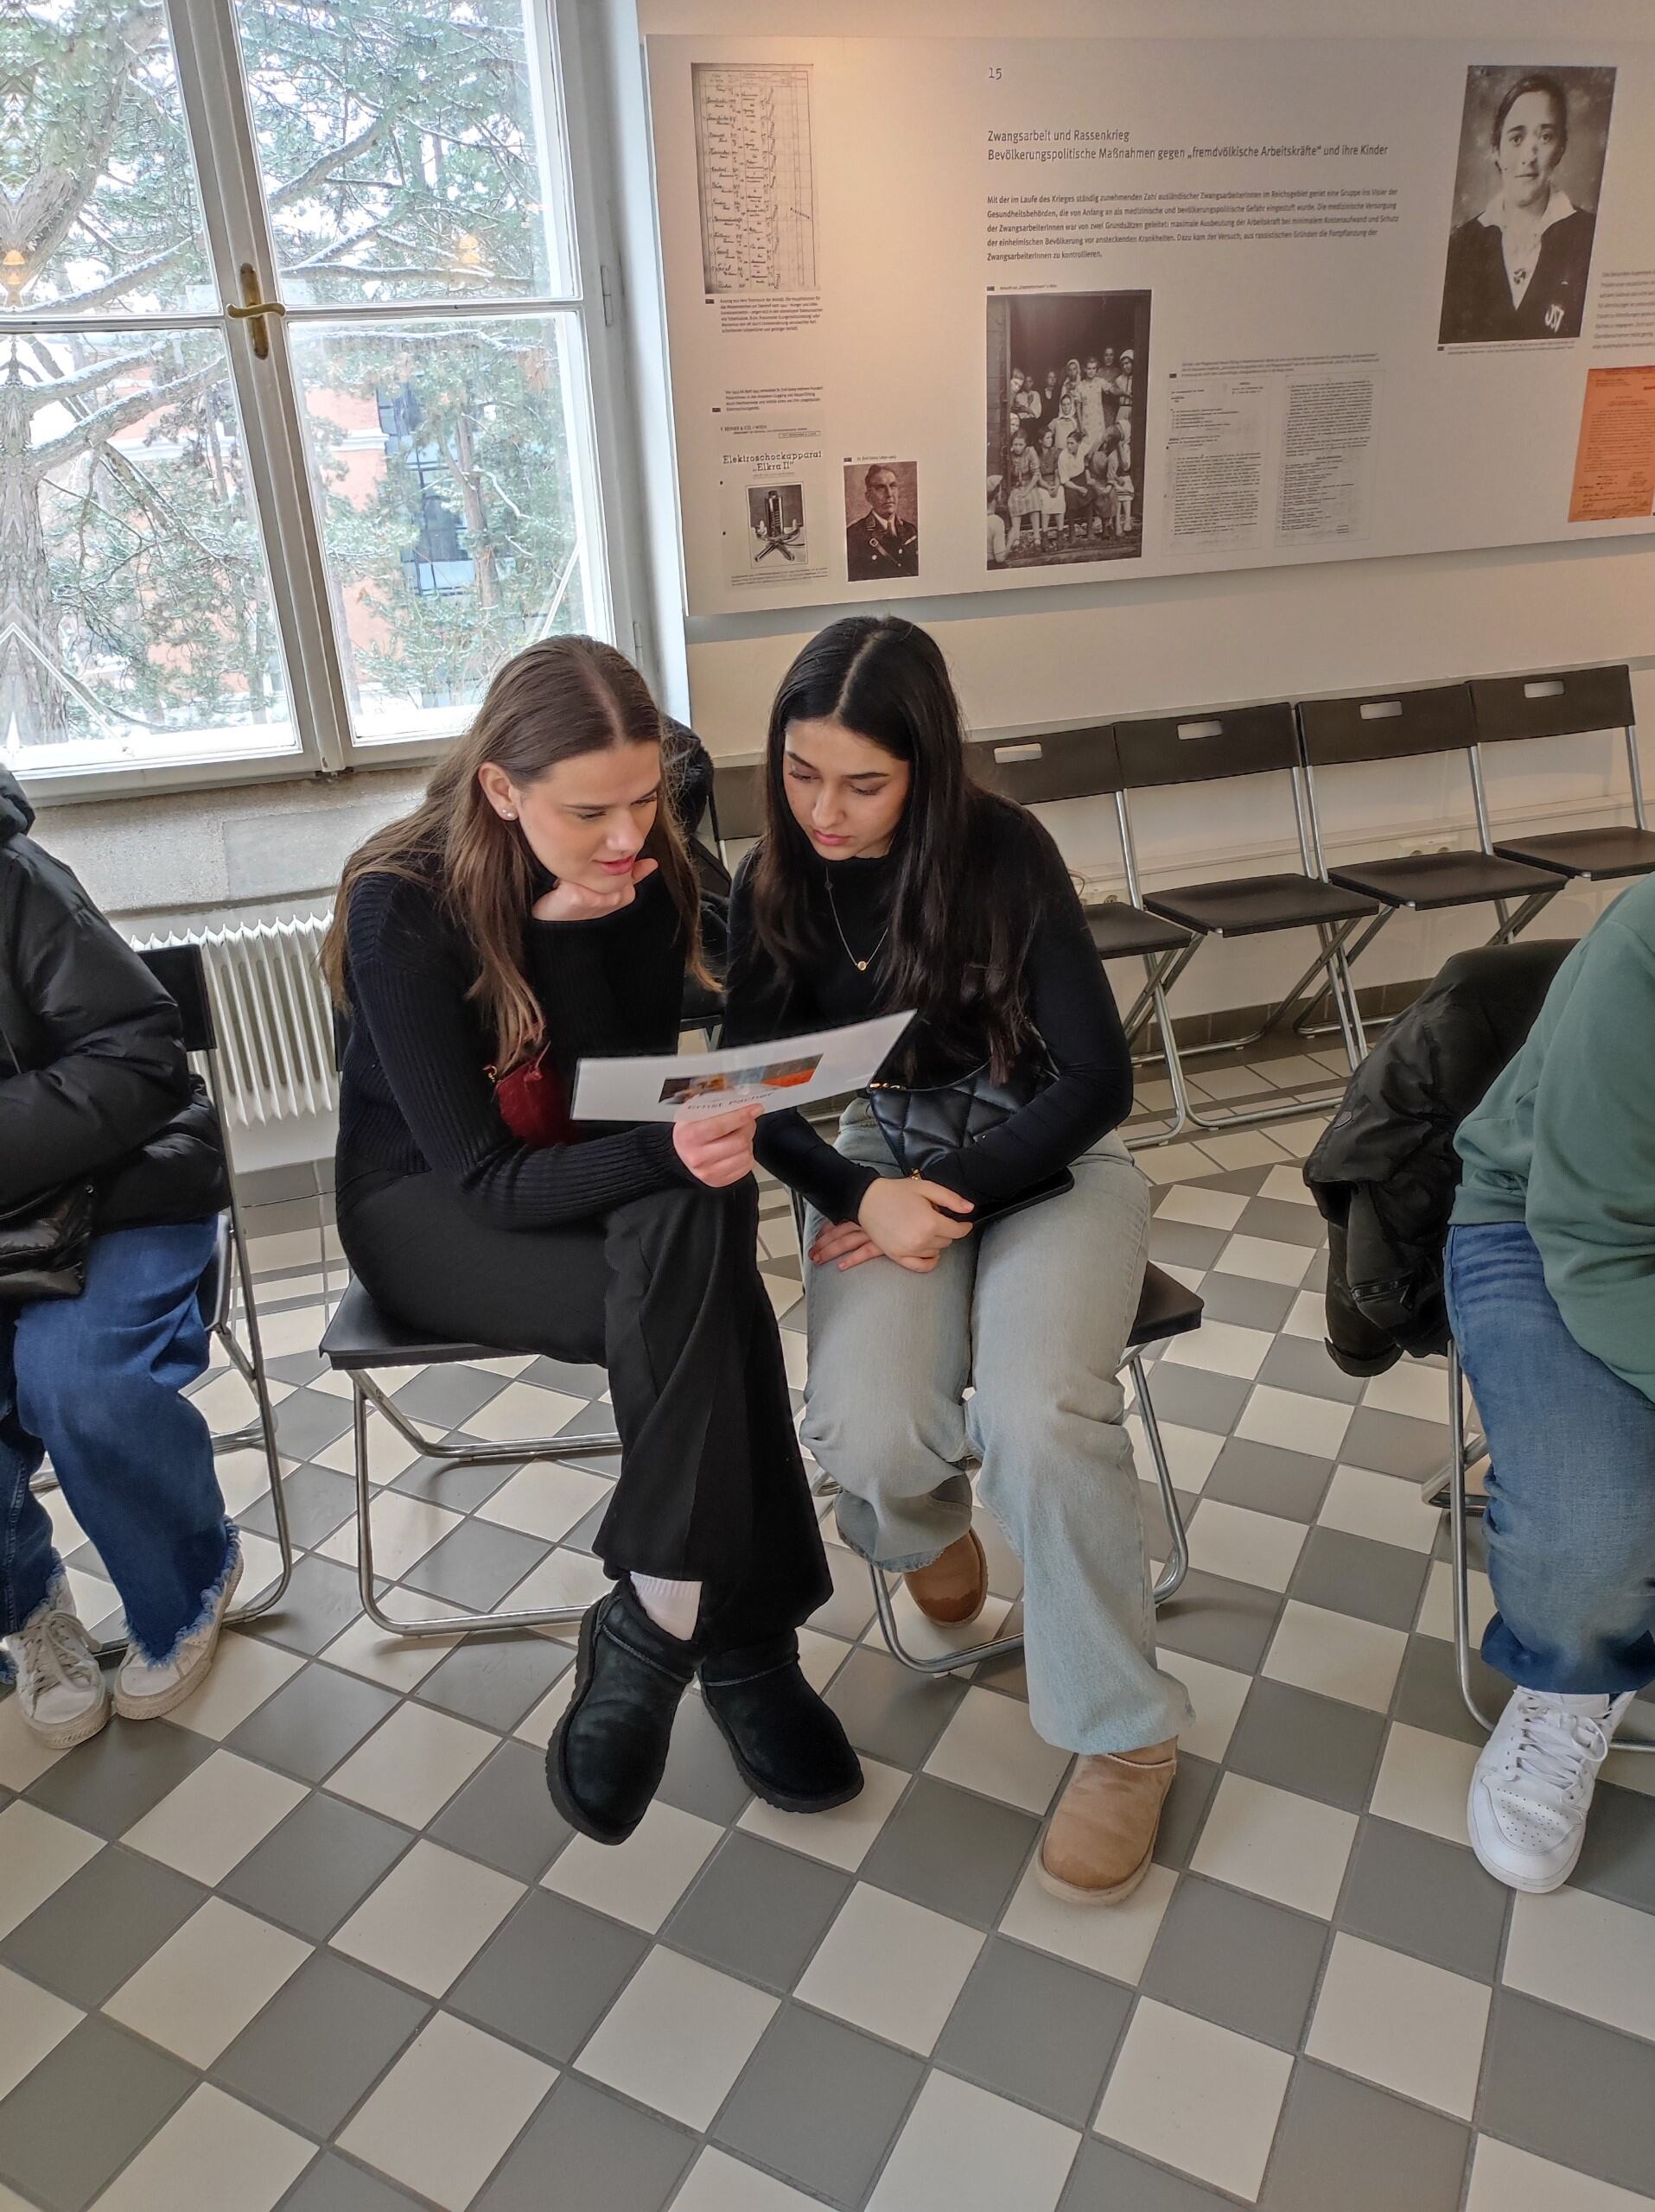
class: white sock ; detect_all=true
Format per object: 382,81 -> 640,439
630,1573 -> 702,1642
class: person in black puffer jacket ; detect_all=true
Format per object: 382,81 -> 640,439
0,766 -> 238,1751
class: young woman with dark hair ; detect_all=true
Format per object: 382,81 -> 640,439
723,616 -> 1189,1904
323,635 -> 858,1847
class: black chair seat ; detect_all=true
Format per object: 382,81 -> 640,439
1083,899 -> 1193,960
1493,824 -> 1655,882
1130,1262 -> 1202,1349
321,1279 -> 499,1372
1329,850 -> 1558,912
1144,873 -> 1377,940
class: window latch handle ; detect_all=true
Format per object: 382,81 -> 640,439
226,263 -> 287,359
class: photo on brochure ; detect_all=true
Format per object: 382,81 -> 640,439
843,461 -> 920,582
748,480 -> 809,568
659,1055 -> 821,1106
988,289 -> 1150,571
1439,62 -> 1615,346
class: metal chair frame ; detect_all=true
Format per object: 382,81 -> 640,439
1474,663 -> 1652,884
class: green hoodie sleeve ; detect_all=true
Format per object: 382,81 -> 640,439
1524,912 -> 1655,1401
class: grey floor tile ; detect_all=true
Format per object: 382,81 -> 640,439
277,2153 -> 430,2212
1192,1271 -> 1296,1334
860,1776 -> 1040,1929
1152,1751 -> 1220,1871
1141,1874 -> 1328,2050
251,1553 -> 366,1656
934,1936 -> 1132,2126
714,2005 -> 925,2207
427,1740 -> 570,1883
1336,1818 -> 1509,1981
1060,2140 -> 1241,2211
1235,1194 -> 1327,1249
824,1644 -> 969,1769
1136,1363 -> 1251,1438
0,1847 -> 205,2010
220,1793 -> 413,1942
1155,1569 -> 1283,1673
402,1520 -> 552,1611
655,1694 -> 754,1827
1290,1527 -> 1429,1633
1572,1778 -> 1655,1914
1257,1335 -> 1366,1405
243,1463 -> 357,1549
1149,1219 -> 1229,1273
213,1948 -> 426,2138
1225,1678 -> 1387,1815
449,1891 -> 647,2064
1340,1405 -> 1450,1483
1394,1635 -> 1508,1747
391,1364 -> 505,1430
476,2073 -> 691,2212
390,1452 -> 519,1513
226,1662 -> 400,1784
23,1716 -> 214,1839
1260,2060 -> 1468,2211
665,1832 -> 849,1993
1477,1992 -> 1655,2199
525,1355 -> 608,1399
1201,1439 -> 1334,1523
274,1387 -> 356,1461
417,1633 -> 573,1734
0,2016 -> 195,2212
266,1348 -> 331,1388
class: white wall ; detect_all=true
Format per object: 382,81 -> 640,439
611,0 -> 1655,1008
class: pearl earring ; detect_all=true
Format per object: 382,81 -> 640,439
504,810 -> 517,822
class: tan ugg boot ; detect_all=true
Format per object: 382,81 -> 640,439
1037,1740 -> 1178,1904
903,1530 -> 989,1626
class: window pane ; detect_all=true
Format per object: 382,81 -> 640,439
233,0 -> 573,308
4,329 -> 296,775
290,314 -> 599,743
4,3 -> 214,317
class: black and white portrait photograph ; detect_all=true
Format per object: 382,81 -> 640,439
747,481 -> 808,568
986,291 -> 1150,571
843,461 -> 920,582
1439,65 -> 1615,346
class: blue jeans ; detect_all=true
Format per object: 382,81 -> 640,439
0,1220 -> 235,1670
1445,1219 -> 1655,1697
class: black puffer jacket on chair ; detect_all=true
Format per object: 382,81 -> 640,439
1304,938 -> 1571,1375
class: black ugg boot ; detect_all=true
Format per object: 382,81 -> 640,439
546,1584 -> 698,1845
700,1634 -> 863,1813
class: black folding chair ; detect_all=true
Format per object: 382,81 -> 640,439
1473,662 -> 1655,887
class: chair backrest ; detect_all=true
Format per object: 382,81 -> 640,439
1468,663 -> 1633,746
971,726 -> 1123,806
1113,702 -> 1300,789
137,943 -> 216,1056
710,762 -> 766,852
1296,682 -> 1476,767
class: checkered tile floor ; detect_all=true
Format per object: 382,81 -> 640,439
3,1052 -> 1655,2212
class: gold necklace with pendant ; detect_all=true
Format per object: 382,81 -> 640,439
824,870 -> 889,974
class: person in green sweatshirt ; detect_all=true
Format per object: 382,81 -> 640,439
1447,869 -> 1655,1894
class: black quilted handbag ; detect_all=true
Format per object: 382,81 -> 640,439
0,1179 -> 95,1303
866,1062 -> 1073,1223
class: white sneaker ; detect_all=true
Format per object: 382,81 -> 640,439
5,1573 -> 110,1749
1468,1687 -> 1635,1893
113,1547 -> 244,1722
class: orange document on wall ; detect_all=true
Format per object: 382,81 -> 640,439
1569,366 -> 1655,522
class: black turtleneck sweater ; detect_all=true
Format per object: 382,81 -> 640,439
335,866 -> 693,1227
722,804 -> 1134,1224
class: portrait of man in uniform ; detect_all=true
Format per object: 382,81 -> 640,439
843,461 -> 920,582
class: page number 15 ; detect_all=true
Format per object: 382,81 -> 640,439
987,66 -> 1002,80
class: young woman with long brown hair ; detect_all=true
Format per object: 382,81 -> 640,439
323,636 -> 859,1847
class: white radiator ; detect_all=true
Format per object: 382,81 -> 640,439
133,913 -> 337,1129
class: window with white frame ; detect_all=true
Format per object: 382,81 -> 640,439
4,0 -> 619,786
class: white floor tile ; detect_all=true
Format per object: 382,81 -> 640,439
672,2149 -> 825,2211
1215,1234 -> 1315,1287
1361,1358 -> 1453,1423
105,1897 -> 310,2068
330,1840 -> 523,1997
66,1570 -> 120,1636
999,1857 -> 1176,1985
89,2085 -> 312,2212
315,1415 -> 421,1484
867,2070 -> 1079,2212
123,1751 -> 305,1885
327,1701 -> 495,1827
1138,1143 -> 1220,1186
1095,1997 -> 1292,2201
215,1449 -> 299,1517
1263,1600 -> 1407,1715
234,1533 -> 289,1610
1173,1654 -> 1253,1764
1369,1722 -> 1480,1846
1318,1465 -> 1443,1554
319,1593 -> 462,1690
795,1884 -> 983,2056
924,1687 -> 1072,1815
1234,1384 -> 1353,1460
163,1631 -> 302,1741
1504,1886 -> 1655,2045
1283,1289 -> 1327,1341
882,1585 -> 1015,1669
1125,1414 -> 1223,1494
316,1491 -> 462,1579
1259,1164 -> 1317,1205
1268,1116 -> 1331,1160
738,1756 -> 908,1871
543,1800 -> 721,1934
1187,1499 -> 1307,1593
1307,1931 -> 1491,2118
0,1965 -> 80,2100
254,1303 -> 327,1361
0,1802 -> 103,1938
458,1382 -> 589,1446
1416,1559 -> 1495,1644
1190,1773 -> 1358,1918
497,1546 -> 610,1633
513,1670 -> 576,1744
0,1695 -> 71,1794
188,1369 -> 294,1431
1161,1318 -> 1274,1383
576,1948 -> 777,2131
795,1625 -> 853,1695
474,1462 -> 611,1543
1195,1131 -> 1289,1171
1466,2138 -> 1654,2212
339,2012 -> 553,2212
1154,1185 -> 1249,1231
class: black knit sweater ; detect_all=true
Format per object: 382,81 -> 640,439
335,866 -> 693,1227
